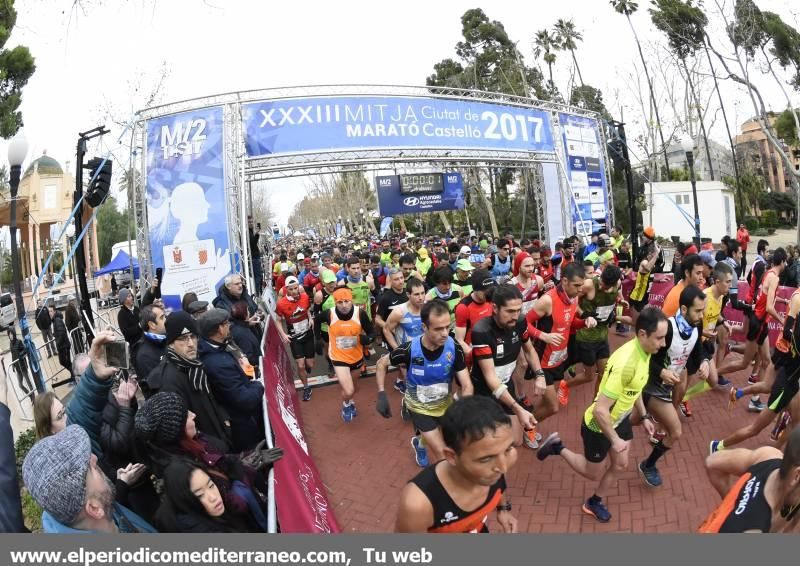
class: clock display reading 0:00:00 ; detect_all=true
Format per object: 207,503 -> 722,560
399,173 -> 444,194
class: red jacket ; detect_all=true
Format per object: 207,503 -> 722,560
737,228 -> 750,251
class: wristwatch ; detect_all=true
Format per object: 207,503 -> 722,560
496,500 -> 512,512
533,369 -> 545,378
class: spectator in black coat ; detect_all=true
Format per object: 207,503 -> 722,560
145,311 -> 233,451
64,300 -> 85,353
197,308 -> 264,452
35,300 -> 57,357
50,306 -> 72,377
8,329 -> 34,402
117,288 -> 142,347
0,372 -> 25,532
229,301 -> 260,367
132,304 -> 167,397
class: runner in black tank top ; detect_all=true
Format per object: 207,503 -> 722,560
395,397 -> 519,533
702,427 -> 800,533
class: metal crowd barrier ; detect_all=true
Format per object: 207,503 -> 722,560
68,327 -> 88,357
2,356 -> 36,421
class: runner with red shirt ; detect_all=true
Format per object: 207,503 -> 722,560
526,263 -> 597,429
454,269 -> 497,364
275,276 -> 315,401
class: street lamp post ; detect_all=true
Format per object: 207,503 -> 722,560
682,139 -> 701,243
8,132 -> 43,392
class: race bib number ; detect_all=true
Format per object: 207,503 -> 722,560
596,304 -> 615,321
416,383 -> 449,403
292,319 -> 310,334
335,336 -> 358,350
495,362 -> 515,384
547,347 -> 568,366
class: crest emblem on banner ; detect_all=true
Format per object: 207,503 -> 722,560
198,249 -> 208,265
172,247 -> 183,264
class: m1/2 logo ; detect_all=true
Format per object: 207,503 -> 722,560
160,119 -> 207,159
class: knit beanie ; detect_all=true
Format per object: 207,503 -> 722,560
513,251 -> 530,277
23,425 -> 91,526
119,288 -> 131,303
165,311 -> 199,344
134,392 -> 188,446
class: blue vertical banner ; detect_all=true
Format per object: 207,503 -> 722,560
146,106 -> 231,310
379,217 -> 393,236
558,113 -> 610,236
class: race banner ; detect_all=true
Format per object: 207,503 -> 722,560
722,282 -> 792,347
145,106 -> 231,310
242,96 -> 554,156
262,318 -> 340,533
620,272 -> 674,310
559,113 -> 610,236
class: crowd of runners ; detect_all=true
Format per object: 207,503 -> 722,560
269,226 -> 800,533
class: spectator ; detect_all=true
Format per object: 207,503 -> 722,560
213,274 -> 258,316
187,300 -> 209,319
198,308 -> 265,451
35,300 -> 57,357
737,222 -> 750,274
155,460 -> 266,532
34,391 -> 67,440
182,292 -> 199,313
64,299 -> 85,353
145,311 -> 233,450
22,425 -> 156,533
0,370 -> 25,532
117,288 -> 143,347
110,274 -> 118,296
8,328 -> 34,403
132,304 -> 168,396
230,301 -> 260,367
50,305 -> 72,378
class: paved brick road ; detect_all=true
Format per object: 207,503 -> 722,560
300,334 -> 777,533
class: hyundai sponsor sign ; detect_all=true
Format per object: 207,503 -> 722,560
376,172 -> 465,216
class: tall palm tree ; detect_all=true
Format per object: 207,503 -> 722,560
533,29 -> 558,89
610,0 -> 670,179
554,19 -> 585,88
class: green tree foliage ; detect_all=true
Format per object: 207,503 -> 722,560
569,85 -> 611,120
775,109 -> 799,145
758,191 -> 795,215
427,8 -> 546,99
0,1 -> 35,137
95,197 -> 132,266
723,169 -> 765,218
649,0 -> 707,59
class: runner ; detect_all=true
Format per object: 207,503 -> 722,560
338,256 -> 375,317
384,278 -> 426,351
454,259 -> 475,296
559,265 -> 627,405
470,284 -> 543,448
316,287 -> 374,422
275,276 -> 316,401
313,268 -> 339,373
536,306 -> 667,522
454,269 -> 497,362
711,285 -> 800,454
395,396 -> 518,533
700,426 -> 800,533
483,239 -> 513,281
638,286 -> 710,487
425,266 -> 464,330
719,248 -> 788,413
525,263 -> 596,427
375,300 -> 473,466
662,254 -> 705,317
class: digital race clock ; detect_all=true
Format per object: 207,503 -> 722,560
399,173 -> 444,195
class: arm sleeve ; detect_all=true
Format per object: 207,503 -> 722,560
470,326 -> 493,360
453,343 -> 468,373
454,304 -> 469,328
66,363 -> 114,455
0,403 -> 25,532
100,397 -> 136,461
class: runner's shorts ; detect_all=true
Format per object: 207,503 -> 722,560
576,340 -> 610,366
746,312 -> 769,345
408,410 -> 441,433
581,417 -> 633,463
290,333 -> 315,360
767,365 -> 800,413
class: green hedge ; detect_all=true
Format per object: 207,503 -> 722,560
744,217 -> 759,231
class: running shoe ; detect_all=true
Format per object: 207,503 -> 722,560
728,387 -> 743,411
558,380 -> 570,406
748,398 -> 765,412
351,402 -> 358,418
523,426 -> 541,449
393,379 -> 407,394
649,430 -> 666,445
748,373 -> 760,385
615,323 -> 628,335
536,432 -> 563,461
302,385 -> 312,402
717,375 -> 731,387
518,395 -> 534,412
709,440 -> 722,454
771,410 -> 792,441
638,461 -> 663,487
411,436 -> 429,467
341,404 -> 353,423
679,400 -> 693,417
581,498 -> 611,523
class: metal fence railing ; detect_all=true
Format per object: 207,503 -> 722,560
2,356 -> 36,421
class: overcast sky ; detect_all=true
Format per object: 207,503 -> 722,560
4,0 -> 799,225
